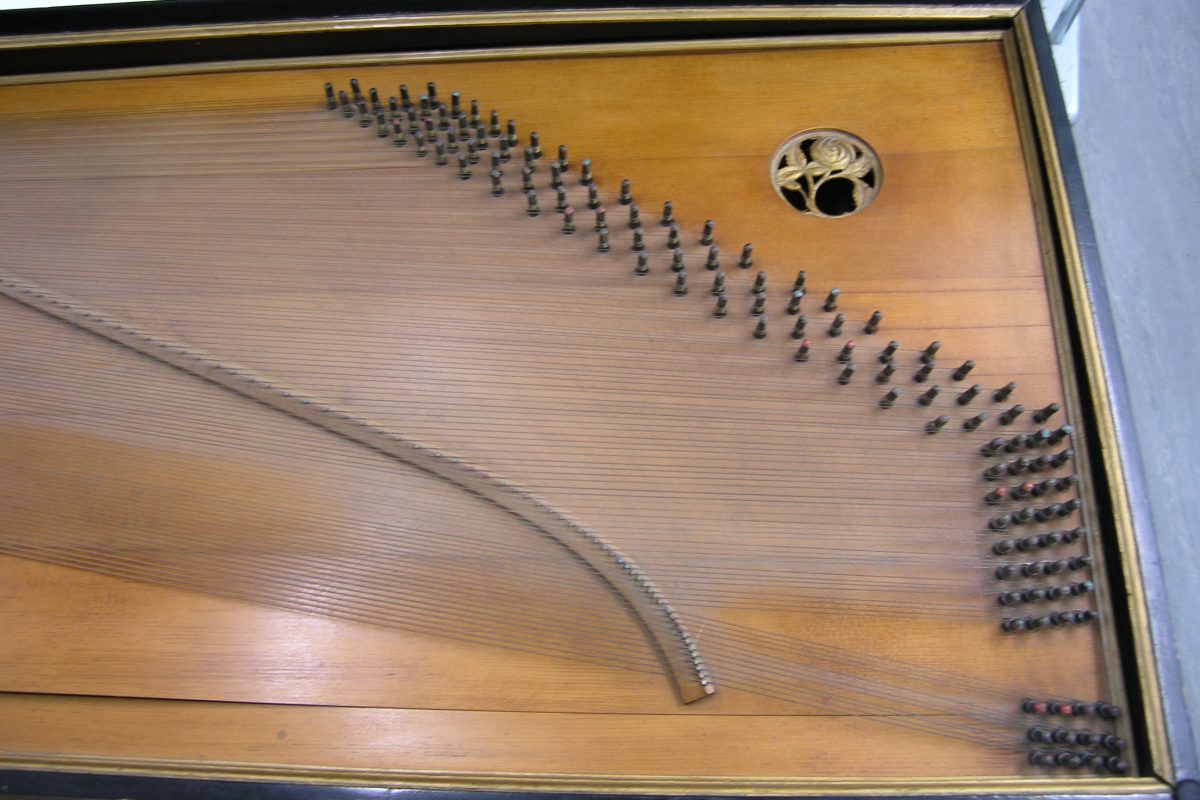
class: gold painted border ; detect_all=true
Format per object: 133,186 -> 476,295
0,30 -> 1003,88
0,5 -> 1022,51
0,5 -> 1173,795
1010,7 -> 1173,785
0,753 -> 1169,797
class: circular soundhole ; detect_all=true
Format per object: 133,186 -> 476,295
771,130 -> 881,218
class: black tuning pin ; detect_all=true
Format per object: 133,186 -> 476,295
864,310 -> 882,334
878,340 -> 899,363
793,270 -> 807,292
738,244 -> 754,269
596,227 -> 610,252
753,315 -> 768,339
1048,424 -> 1074,445
670,248 -> 685,273
750,292 -> 766,316
876,361 -> 897,383
880,388 -> 900,408
985,486 -> 1009,506
666,224 -> 681,249
594,207 -> 608,231
713,292 -> 728,317
1051,448 -> 1074,468
1033,402 -> 1062,423
981,437 -> 1007,457
324,82 -> 336,110
837,364 -> 857,385
505,118 -> 518,146
550,161 -> 563,189
524,190 -> 540,216
398,84 -> 412,110
963,412 -> 988,431
957,384 -> 982,406
529,130 -> 542,159
751,271 -> 767,294
338,90 -> 352,117
489,168 -> 504,196
557,144 -> 569,170
793,338 -> 811,362
918,385 -> 941,406
828,313 -> 845,337
457,152 -> 471,180
700,219 -> 715,245
586,184 -> 600,209
628,203 -> 642,229
660,200 -> 675,226
914,362 -> 934,383
629,225 -> 642,250
705,245 -> 720,270
920,341 -> 940,364
926,415 -> 950,434
634,251 -> 649,275
823,288 -> 840,312
994,381 -> 1017,402
618,178 -> 633,205
488,110 -> 502,138
951,360 -> 975,381
791,314 -> 808,339
673,269 -> 688,296
522,166 -> 535,192
711,271 -> 726,294
837,340 -> 856,363
561,206 -> 576,234
999,404 -> 1026,425
786,290 -> 804,315
581,158 -> 594,186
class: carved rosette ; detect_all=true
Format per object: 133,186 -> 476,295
771,130 -> 881,218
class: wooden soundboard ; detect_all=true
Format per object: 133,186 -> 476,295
0,6 -> 1175,797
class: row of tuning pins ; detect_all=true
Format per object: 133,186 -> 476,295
1021,698 -> 1128,774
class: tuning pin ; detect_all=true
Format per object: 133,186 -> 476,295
435,140 -> 449,166
505,119 -> 518,147
864,310 -> 882,334
414,130 -> 428,157
823,288 -> 840,312
522,166 -> 535,191
594,207 -> 608,231
914,362 -> 934,383
710,271 -> 726,295
1051,448 -> 1074,468
837,364 -> 857,385
465,97 -> 479,124
457,114 -> 471,142
634,251 -> 649,275
672,269 -> 688,295
521,146 -> 536,170
349,78 -> 362,101
713,292 -> 728,316
388,95 -> 399,115
549,161 -> 563,189
368,87 -> 381,110
786,290 -> 804,315
791,314 -> 808,339
666,225 -> 681,249
457,153 -> 471,180
1033,403 -> 1062,423
738,244 -> 754,269
793,270 -> 807,292
338,89 -> 353,117
618,179 -> 633,205
950,360 -> 975,381
837,340 -> 856,363
828,313 -> 845,337
661,201 -> 675,226
554,186 -> 569,212
498,137 -> 511,162
999,404 -> 1025,425
918,385 -> 941,406
981,437 -> 1006,456
556,144 -> 569,171
963,412 -> 989,431
527,130 -> 541,159
880,388 -> 900,408
466,138 -> 480,163
571,158 -> 591,186
392,119 -> 407,146
596,227 -> 611,252
753,315 -> 768,339
438,103 -> 451,131
878,340 -> 899,362
423,80 -> 437,107
628,203 -> 642,229
994,381 -> 1017,402
700,219 -> 715,246
525,190 -> 540,217
876,361 -> 897,383
926,415 -> 950,434
587,184 -> 600,209
793,338 -> 811,362
418,93 -> 430,115
750,292 -> 766,316
483,109 -> 498,137
670,248 -> 685,273
919,341 -> 940,364
630,227 -> 646,251
957,384 -> 982,405
705,245 -> 720,270
985,485 -> 1008,505
489,168 -> 504,196
324,82 -> 337,110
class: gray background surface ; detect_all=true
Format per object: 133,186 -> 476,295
1070,0 -> 1200,775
